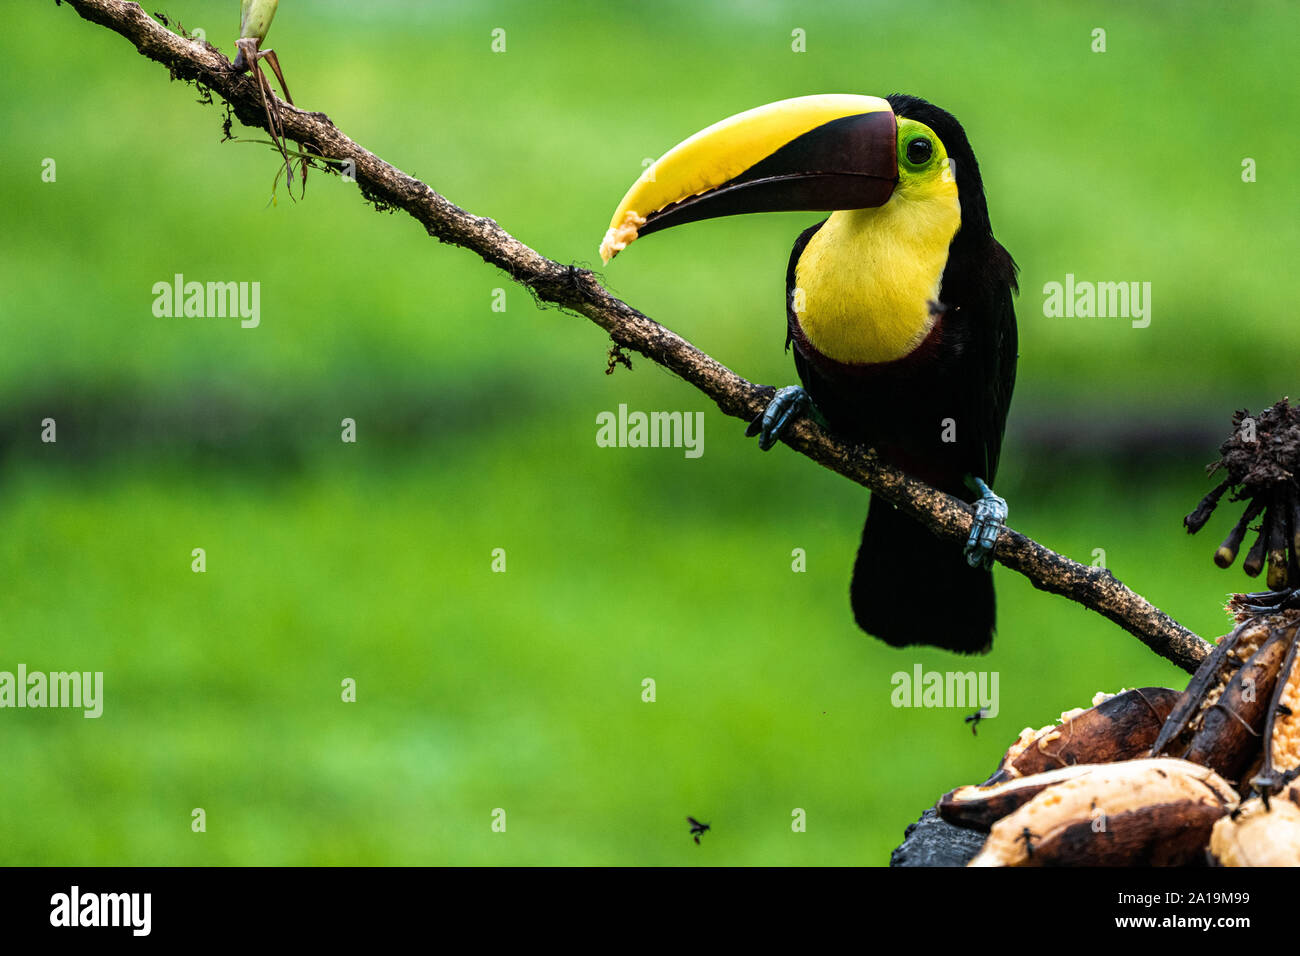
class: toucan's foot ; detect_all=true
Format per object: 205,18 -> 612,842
745,386 -> 809,451
1237,587 -> 1300,613
964,477 -> 1007,570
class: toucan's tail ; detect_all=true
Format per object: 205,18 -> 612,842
850,495 -> 995,653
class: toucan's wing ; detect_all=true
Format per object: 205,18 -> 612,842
973,240 -> 1018,484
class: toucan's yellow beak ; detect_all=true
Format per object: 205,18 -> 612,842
599,94 -> 898,263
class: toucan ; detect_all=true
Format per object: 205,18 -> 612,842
599,94 -> 1018,653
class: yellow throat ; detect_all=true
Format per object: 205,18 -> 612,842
793,180 -> 961,365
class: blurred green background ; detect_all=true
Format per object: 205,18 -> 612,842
2,0 -> 1297,865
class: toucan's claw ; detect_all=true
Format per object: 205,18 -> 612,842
745,386 -> 809,451
964,477 -> 1006,569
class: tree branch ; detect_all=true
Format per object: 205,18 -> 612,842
59,0 -> 1212,672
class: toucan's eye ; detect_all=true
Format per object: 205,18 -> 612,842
906,137 -> 933,166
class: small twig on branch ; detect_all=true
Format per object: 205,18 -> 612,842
59,0 -> 1212,672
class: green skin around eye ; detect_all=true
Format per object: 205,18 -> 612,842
896,119 -> 948,181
